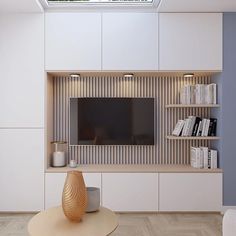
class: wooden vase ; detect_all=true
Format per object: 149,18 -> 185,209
62,171 -> 87,222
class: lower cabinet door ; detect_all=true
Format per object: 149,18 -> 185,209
0,129 -> 44,211
102,173 -> 158,212
159,173 -> 222,212
45,172 -> 101,209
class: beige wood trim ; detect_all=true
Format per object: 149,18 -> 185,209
45,164 -> 223,174
46,74 -> 218,167
166,104 -> 220,108
166,136 -> 220,140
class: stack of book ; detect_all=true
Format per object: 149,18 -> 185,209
190,146 -> 218,169
180,84 -> 217,104
172,116 -> 217,137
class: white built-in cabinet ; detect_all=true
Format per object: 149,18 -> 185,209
45,173 -> 102,209
159,13 -> 222,71
102,13 -> 159,70
102,173 -> 158,211
45,13 -> 102,71
0,129 -> 44,211
45,172 -> 222,212
159,173 -> 222,212
0,14 -> 44,128
0,13 -> 44,212
44,12 -> 223,71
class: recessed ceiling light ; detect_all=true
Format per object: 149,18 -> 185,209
69,73 -> 80,78
123,73 -> 134,79
183,73 -> 194,78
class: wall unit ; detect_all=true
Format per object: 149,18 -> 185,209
159,173 -> 222,211
159,13 -> 222,71
45,168 -> 222,212
0,129 -> 44,211
102,13 -> 158,70
45,13 -> 102,71
102,173 -> 158,212
45,173 -> 101,209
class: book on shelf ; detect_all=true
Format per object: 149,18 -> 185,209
172,116 -> 217,137
180,83 -> 217,105
191,146 -> 218,169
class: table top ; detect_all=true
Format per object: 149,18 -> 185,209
28,206 -> 118,236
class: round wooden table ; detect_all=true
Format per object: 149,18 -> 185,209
28,207 -> 118,236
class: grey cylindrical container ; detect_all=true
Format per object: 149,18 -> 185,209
86,187 -> 100,213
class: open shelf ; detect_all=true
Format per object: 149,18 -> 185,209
166,136 -> 220,140
165,104 -> 220,108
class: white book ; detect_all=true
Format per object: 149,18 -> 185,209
212,84 -> 217,104
201,119 -> 207,137
188,116 -> 196,136
201,85 -> 206,104
190,85 -> 196,104
190,147 -> 196,168
180,86 -> 185,104
205,84 -> 211,104
195,84 -> 201,104
210,150 -> 218,169
185,118 -> 193,136
196,148 -> 201,168
172,120 -> 185,136
204,119 -> 210,136
182,118 -> 190,136
191,147 -> 200,168
201,147 -> 209,169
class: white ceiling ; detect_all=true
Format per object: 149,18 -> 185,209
158,0 -> 236,12
0,0 -> 236,13
0,0 -> 43,13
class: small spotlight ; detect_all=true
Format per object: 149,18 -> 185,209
69,73 -> 80,78
123,73 -> 134,79
183,73 -> 194,78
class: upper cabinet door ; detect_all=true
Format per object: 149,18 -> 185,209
159,13 -> 222,71
0,14 -> 44,128
45,13 -> 102,71
102,13 -> 158,71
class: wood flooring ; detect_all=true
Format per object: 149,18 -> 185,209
0,212 -> 222,236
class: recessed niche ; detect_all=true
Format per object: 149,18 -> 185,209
46,72 -> 213,169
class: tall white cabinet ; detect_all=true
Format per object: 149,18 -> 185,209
0,13 -> 44,211
45,13 -> 102,71
159,13 -> 222,71
102,13 -> 159,71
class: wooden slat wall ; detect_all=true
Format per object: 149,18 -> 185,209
53,75 -> 211,165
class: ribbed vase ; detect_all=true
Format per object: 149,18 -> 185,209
62,171 -> 87,222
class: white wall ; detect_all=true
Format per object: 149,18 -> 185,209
0,13 -> 44,211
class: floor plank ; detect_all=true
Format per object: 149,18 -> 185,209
0,212 -> 222,236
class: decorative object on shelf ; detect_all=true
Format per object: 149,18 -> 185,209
62,171 -> 87,222
86,187 -> 100,213
51,141 -> 67,167
69,159 -> 77,168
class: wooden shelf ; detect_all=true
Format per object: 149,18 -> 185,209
46,164 -> 222,173
166,136 -> 220,140
165,104 -> 220,108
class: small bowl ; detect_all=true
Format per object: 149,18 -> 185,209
69,160 -> 77,168
86,187 -> 100,213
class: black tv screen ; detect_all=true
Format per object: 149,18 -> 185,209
70,98 -> 154,145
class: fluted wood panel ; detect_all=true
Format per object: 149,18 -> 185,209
53,75 -> 211,165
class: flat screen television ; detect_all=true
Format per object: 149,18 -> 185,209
70,98 -> 155,145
